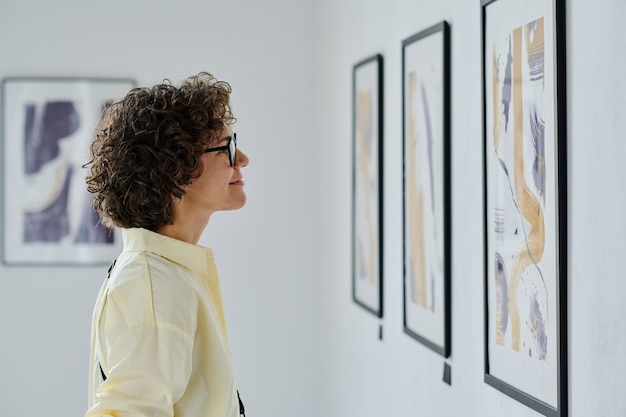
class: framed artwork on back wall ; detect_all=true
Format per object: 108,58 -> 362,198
1,77 -> 135,266
352,54 -> 384,318
402,21 -> 452,357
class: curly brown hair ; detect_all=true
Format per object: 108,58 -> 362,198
84,72 -> 235,231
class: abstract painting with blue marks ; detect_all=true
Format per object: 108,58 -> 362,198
2,78 -> 134,265
484,0 -> 565,413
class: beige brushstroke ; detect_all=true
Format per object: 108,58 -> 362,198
492,45 -> 506,346
356,89 -> 377,285
492,45 -> 504,152
407,72 -> 428,308
23,158 -> 70,212
508,27 -> 545,351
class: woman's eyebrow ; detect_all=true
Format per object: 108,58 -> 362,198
217,134 -> 233,144
206,134 -> 230,146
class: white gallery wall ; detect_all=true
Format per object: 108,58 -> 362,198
313,0 -> 626,417
1,0 -> 626,417
0,1 -> 319,417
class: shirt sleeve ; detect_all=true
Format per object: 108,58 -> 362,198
85,281 -> 196,417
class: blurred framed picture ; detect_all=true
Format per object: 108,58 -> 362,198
1,77 -> 135,266
352,54 -> 384,317
402,21 -> 451,357
482,0 -> 567,415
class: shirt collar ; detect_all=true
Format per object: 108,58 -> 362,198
121,228 -> 213,275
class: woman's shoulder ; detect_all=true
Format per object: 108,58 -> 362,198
106,251 -> 200,328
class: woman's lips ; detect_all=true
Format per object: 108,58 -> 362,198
229,179 -> 245,185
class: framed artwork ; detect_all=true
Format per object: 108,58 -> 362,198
482,0 -> 567,415
352,54 -> 384,317
1,77 -> 136,266
402,21 -> 451,357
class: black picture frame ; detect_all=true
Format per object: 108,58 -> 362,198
352,54 -> 384,317
401,21 -> 451,357
1,76 -> 136,266
481,0 -> 567,415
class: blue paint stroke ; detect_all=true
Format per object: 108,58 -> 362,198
495,156 -> 549,319
501,36 -> 513,131
420,81 -> 438,314
528,293 -> 548,360
530,103 -> 546,204
494,207 -> 506,239
408,261 -> 417,303
495,252 -> 509,334
24,165 -> 73,242
23,101 -> 80,175
526,20 -> 544,82
429,269 -> 435,312
420,82 -> 436,215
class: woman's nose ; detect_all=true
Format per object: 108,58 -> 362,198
235,148 -> 249,168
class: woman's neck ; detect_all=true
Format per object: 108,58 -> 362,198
156,208 -> 211,245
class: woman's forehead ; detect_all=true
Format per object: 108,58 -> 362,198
220,126 -> 234,139
204,125 -> 233,144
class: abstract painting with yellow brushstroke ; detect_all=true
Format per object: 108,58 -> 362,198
352,55 -> 382,316
355,88 -> 378,288
406,70 -> 441,314
402,22 -> 448,355
484,0 -> 564,410
490,17 -> 552,363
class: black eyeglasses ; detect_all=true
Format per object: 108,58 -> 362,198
203,133 -> 237,166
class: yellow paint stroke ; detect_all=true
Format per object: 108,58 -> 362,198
23,158 -> 70,212
508,27 -> 545,351
356,89 -> 377,285
492,45 -> 503,153
407,72 -> 428,308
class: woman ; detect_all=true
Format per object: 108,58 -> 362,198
83,72 -> 249,417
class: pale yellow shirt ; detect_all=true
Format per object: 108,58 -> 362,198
85,228 -> 240,417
